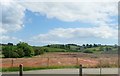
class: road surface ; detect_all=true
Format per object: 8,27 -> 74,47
2,68 -> 118,74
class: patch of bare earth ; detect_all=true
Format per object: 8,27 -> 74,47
1,52 -> 118,68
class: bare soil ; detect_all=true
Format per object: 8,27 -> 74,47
1,52 -> 118,68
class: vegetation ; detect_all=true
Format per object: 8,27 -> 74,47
1,66 -> 79,72
2,42 -> 35,58
83,50 -> 93,53
0,42 -> 118,58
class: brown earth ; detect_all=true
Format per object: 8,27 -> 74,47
1,52 -> 118,68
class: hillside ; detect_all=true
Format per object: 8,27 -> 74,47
1,43 -> 118,58
40,44 -> 118,54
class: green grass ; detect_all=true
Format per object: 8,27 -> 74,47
83,74 -> 118,76
1,66 -> 80,72
44,47 -> 81,52
44,47 -> 67,52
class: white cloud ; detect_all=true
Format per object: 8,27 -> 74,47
1,1 -> 118,44
19,0 -> 119,2
1,0 -> 25,43
0,35 -> 21,44
22,2 -> 118,44
31,25 -> 117,44
1,0 -> 25,34
22,2 -> 118,26
1,1 -> 118,33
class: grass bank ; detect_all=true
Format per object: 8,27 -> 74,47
1,66 -> 79,72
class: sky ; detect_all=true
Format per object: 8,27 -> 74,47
0,0 -> 119,46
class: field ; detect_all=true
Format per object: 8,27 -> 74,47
1,52 -> 118,69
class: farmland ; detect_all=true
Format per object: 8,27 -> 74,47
1,42 -> 118,72
1,52 -> 118,69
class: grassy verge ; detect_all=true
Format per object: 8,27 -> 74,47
1,63 -> 118,72
1,65 -> 79,72
83,74 -> 118,76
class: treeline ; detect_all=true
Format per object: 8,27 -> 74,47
1,42 -> 118,58
45,44 -> 102,50
46,44 -> 102,48
45,44 -> 118,53
2,42 -> 46,58
46,44 -> 71,49
82,44 -> 101,48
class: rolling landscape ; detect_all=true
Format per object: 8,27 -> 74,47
1,0 -> 119,76
0,42 -> 118,76
0,42 -> 118,71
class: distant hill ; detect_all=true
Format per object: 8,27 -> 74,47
40,44 -> 118,54
1,43 -> 118,55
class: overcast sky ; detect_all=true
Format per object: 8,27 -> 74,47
0,0 -> 119,46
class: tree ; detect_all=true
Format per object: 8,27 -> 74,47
34,49 -> 40,55
17,48 -> 25,58
89,44 -> 93,48
34,48 -> 43,55
83,50 -> 93,53
17,42 -> 34,57
8,43 -> 13,46
2,42 -> 35,58
114,44 -> 118,48
99,46 -> 104,51
9,51 -> 19,58
93,44 -> 98,47
65,45 -> 70,49
2,46 -> 19,58
82,44 -> 85,47
43,48 -> 48,52
47,45 -> 50,47
86,44 -> 89,48
2,46 -> 12,58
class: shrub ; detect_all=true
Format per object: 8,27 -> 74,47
83,50 -> 93,53
17,48 -> 25,58
2,46 -> 19,58
2,42 -> 35,58
34,49 -> 42,55
17,42 -> 34,57
9,51 -> 19,58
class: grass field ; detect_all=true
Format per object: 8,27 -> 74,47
1,52 -> 118,72
1,65 -> 79,72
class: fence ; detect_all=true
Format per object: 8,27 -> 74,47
1,57 -> 117,68
18,64 -> 83,76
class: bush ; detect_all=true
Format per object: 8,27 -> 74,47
83,50 -> 93,53
17,48 -> 25,58
17,42 -> 34,57
34,49 -> 42,55
9,51 -> 19,58
2,42 -> 35,58
42,48 -> 49,52
2,46 -> 19,58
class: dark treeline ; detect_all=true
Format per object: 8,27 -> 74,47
45,44 -> 102,49
45,43 -> 118,53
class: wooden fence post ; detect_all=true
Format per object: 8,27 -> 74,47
76,57 -> 79,66
100,59 -> 102,76
19,64 -> 23,76
79,64 -> 82,76
11,59 -> 14,67
48,57 -> 49,67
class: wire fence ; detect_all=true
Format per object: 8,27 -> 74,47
2,57 -> 118,68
